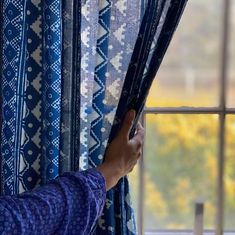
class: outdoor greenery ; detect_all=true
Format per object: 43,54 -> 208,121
130,114 -> 235,229
129,0 -> 235,231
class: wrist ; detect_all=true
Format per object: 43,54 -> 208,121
96,162 -> 122,190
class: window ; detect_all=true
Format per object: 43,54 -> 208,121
129,0 -> 235,234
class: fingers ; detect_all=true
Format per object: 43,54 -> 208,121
133,121 -> 143,133
129,154 -> 142,173
119,109 -> 136,140
131,122 -> 145,149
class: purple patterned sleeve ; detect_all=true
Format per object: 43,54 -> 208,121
0,169 -> 106,235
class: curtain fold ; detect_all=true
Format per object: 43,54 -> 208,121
1,0 -> 29,195
59,0 -> 74,174
0,0 -> 187,234
41,0 -> 62,183
60,0 -> 81,174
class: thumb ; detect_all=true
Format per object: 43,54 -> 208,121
120,110 -> 136,139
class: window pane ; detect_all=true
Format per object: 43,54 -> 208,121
146,0 -> 222,108
225,115 -> 235,229
228,2 -> 235,107
144,114 -> 218,231
129,165 -> 140,222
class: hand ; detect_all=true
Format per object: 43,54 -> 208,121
96,110 -> 145,191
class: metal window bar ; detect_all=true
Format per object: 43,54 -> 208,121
137,0 -> 233,234
143,107 -> 235,115
216,0 -> 231,234
138,114 -> 146,235
194,202 -> 204,235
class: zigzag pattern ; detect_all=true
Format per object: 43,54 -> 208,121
58,0 -> 75,174
41,0 -> 62,183
88,0 -> 112,168
0,1 -> 187,234
85,0 -> 142,233
1,0 -> 63,193
18,0 -> 42,193
1,0 -> 25,195
79,0 -> 99,171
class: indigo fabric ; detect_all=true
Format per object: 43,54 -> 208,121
60,1 -> 81,174
0,0 -> 187,234
0,168 -> 106,235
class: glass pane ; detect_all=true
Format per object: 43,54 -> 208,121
146,0 -> 222,108
228,2 -> 235,107
144,114 -> 218,231
129,164 -> 140,222
225,115 -> 235,229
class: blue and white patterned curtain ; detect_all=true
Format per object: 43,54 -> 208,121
0,0 -> 187,234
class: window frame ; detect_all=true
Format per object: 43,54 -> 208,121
137,0 -> 235,234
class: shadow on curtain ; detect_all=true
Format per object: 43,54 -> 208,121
0,0 -> 187,234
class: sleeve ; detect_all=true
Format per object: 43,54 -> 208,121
0,168 -> 106,235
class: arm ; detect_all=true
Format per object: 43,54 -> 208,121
0,169 -> 106,235
0,110 -> 144,235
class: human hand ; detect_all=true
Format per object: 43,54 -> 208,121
96,110 -> 144,190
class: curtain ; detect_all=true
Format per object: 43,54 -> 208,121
0,0 -> 187,234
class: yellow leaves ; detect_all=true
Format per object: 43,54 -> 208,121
167,223 -> 186,229
144,173 -> 168,218
172,178 -> 192,214
205,154 -> 217,181
130,100 -> 235,228
146,114 -> 218,152
176,178 -> 190,190
204,201 -> 216,224
226,116 -> 235,145
128,166 -> 139,192
146,79 -> 219,108
225,177 -> 235,202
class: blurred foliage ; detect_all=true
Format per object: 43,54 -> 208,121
129,0 -> 235,230
143,114 -> 218,229
129,113 -> 235,230
146,0 -> 235,108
